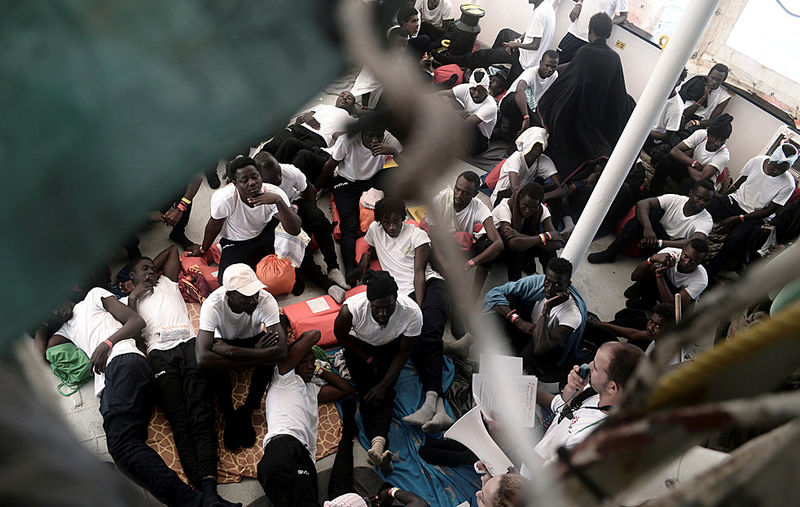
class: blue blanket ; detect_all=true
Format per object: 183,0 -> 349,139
350,357 -> 481,506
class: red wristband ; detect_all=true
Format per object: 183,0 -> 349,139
510,314 -> 520,324
647,257 -> 653,266
366,356 -> 374,365
505,309 -> 517,320
468,259 -> 476,267
739,214 -> 745,222
104,339 -> 114,350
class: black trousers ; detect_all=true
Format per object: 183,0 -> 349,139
469,127 -> 490,157
706,195 -> 745,221
332,171 -> 391,273
262,124 -> 327,163
636,273 -> 681,309
493,314 -> 568,382
496,94 -> 535,143
606,209 -> 668,256
217,218 -> 279,284
100,354 -> 202,506
437,28 -> 524,84
342,339 -> 401,444
408,278 -> 448,394
295,196 -> 339,271
292,145 -> 331,184
208,335 -> 274,416
419,437 -> 478,467
148,339 -> 217,487
504,244 -> 556,281
706,219 -> 763,279
649,155 -> 695,197
556,32 -> 587,64
257,435 -> 318,507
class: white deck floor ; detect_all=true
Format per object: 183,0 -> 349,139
18,74 -> 643,506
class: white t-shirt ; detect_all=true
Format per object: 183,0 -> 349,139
345,292 -> 423,346
263,368 -> 322,458
694,85 -> 731,121
491,152 -> 558,205
682,129 -> 730,187
55,288 -> 145,396
731,155 -> 796,214
659,247 -> 708,300
427,187 -> 492,233
653,93 -> 684,138
568,0 -> 628,42
278,163 -> 308,203
211,183 -> 291,242
414,0 -> 454,27
451,83 -> 498,139
364,222 -> 443,297
507,66 -> 559,108
534,391 -> 606,464
491,198 -> 551,229
330,132 -> 402,182
656,194 -> 713,239
518,1 -> 556,69
199,286 -> 281,340
120,276 -> 195,354
531,296 -> 582,336
297,104 -> 353,147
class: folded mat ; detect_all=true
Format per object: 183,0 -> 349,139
351,355 -> 481,506
145,303 -> 342,484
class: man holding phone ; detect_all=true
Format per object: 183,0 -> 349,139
485,258 -> 585,381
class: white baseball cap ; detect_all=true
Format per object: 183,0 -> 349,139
223,264 -> 265,296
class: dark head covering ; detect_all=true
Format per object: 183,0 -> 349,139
707,113 -> 733,139
365,270 -> 398,301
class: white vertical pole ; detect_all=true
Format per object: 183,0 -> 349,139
561,0 -> 721,269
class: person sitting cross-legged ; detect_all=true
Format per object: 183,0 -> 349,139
588,180 -> 714,264
123,246 -> 230,502
493,182 -> 563,281
196,263 -> 288,451
256,329 -> 355,507
334,270 -> 423,474
358,197 -> 453,433
490,127 -> 562,208
438,69 -> 498,156
626,238 -> 709,311
484,258 -> 585,381
189,156 -> 301,283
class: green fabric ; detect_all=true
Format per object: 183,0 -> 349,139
45,343 -> 92,396
770,279 -> 800,316
312,345 -> 331,368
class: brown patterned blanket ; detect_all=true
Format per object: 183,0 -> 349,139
145,303 -> 342,484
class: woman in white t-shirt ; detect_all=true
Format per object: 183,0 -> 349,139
650,113 -> 733,196
189,156 -> 302,283
359,197 -> 454,434
493,182 -> 562,281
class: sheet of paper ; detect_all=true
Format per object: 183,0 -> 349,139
305,296 -> 330,314
472,373 -> 538,427
444,407 -> 515,477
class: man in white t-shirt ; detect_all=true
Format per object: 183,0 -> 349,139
257,329 -> 354,506
426,171 -> 504,294
416,0 -> 455,41
705,144 -> 798,279
557,0 -> 628,63
254,151 -> 348,291
261,91 -> 356,169
533,341 -> 643,465
433,0 -> 555,87
189,156 -> 302,283
496,51 -> 559,142
40,289 -> 235,506
440,69 -> 498,155
358,197 -> 453,434
485,258 -> 585,381
334,270 -> 423,473
196,263 -> 288,450
650,113 -> 733,195
645,69 -> 687,152
628,239 -> 709,310
124,246 -> 230,502
589,180 -> 714,264
682,64 -> 732,128
318,119 -> 402,278
491,127 -> 559,207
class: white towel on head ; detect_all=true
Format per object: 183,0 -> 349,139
770,143 -> 799,166
515,126 -> 548,155
469,68 -> 490,89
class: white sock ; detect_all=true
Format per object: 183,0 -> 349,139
422,397 -> 454,434
443,332 -> 474,359
367,436 -> 386,466
562,216 -> 575,230
403,391 -> 438,426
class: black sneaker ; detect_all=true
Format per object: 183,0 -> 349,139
623,283 -> 641,299
587,250 -> 616,264
205,168 -> 221,189
625,298 -> 650,311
